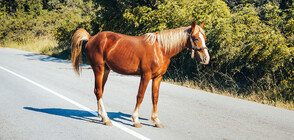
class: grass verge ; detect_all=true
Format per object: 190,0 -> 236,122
164,79 -> 294,111
1,36 -> 58,56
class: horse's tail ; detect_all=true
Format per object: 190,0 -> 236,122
71,28 -> 90,75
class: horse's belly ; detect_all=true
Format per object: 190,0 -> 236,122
104,39 -> 144,75
106,55 -> 141,75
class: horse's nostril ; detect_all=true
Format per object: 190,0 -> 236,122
203,56 -> 207,62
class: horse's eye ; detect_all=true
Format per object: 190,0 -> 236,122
194,38 -> 199,42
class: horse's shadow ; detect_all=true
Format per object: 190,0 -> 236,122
23,107 -> 153,127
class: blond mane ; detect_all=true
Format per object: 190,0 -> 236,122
145,25 -> 205,53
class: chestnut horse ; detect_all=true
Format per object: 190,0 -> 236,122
71,21 -> 209,128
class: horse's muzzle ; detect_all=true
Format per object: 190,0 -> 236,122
200,56 -> 210,64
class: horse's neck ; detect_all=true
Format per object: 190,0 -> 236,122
156,27 -> 190,58
162,45 -> 186,59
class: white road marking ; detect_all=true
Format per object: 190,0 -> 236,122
0,66 -> 150,140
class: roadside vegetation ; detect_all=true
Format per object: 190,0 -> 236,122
1,0 -> 293,110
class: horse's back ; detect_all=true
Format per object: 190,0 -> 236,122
87,31 -> 147,51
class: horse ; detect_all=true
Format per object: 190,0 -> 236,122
71,21 -> 209,128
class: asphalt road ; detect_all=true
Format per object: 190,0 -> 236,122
0,47 -> 294,140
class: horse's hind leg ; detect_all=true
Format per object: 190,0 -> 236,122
93,65 -> 112,126
102,65 -> 110,92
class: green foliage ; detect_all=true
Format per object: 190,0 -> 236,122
0,0 -> 95,48
0,0 -> 293,105
52,0 -> 96,46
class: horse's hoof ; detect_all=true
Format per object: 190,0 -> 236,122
155,123 -> 164,128
104,121 -> 113,126
133,123 -> 143,128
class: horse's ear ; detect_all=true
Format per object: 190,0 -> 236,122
200,21 -> 205,29
191,20 -> 196,33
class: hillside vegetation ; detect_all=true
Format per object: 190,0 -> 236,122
1,0 -> 293,109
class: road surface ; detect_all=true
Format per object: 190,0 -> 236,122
0,47 -> 294,140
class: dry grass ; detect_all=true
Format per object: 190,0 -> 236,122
164,79 -> 294,111
1,37 -> 58,55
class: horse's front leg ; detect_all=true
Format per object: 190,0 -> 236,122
132,73 -> 151,128
151,75 -> 164,128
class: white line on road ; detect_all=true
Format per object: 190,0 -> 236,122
0,66 -> 150,140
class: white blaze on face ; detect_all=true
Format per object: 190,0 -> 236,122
198,32 -> 210,58
198,32 -> 206,48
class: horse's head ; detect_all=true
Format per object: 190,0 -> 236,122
189,21 -> 210,64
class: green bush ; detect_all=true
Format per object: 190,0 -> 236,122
0,0 -> 95,51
